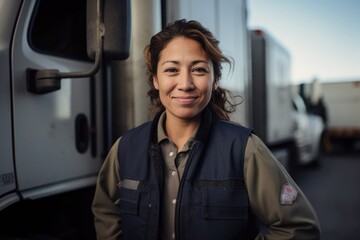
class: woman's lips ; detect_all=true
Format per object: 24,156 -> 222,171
173,96 -> 198,104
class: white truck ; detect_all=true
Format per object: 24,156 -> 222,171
0,0 -> 297,238
0,0 -> 131,238
321,80 -> 360,149
249,29 -> 298,170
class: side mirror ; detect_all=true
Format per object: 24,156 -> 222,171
87,0 -> 131,60
27,0 -> 131,94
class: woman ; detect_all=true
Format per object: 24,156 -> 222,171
92,19 -> 321,240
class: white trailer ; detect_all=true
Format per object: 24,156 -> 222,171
249,29 -> 297,170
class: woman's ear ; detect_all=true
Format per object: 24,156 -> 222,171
153,75 -> 159,90
213,80 -> 218,90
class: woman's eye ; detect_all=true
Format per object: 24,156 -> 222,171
164,68 -> 178,73
193,67 -> 208,73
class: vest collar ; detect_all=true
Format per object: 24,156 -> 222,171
149,106 -> 213,145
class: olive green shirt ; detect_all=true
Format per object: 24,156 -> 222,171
92,113 -> 321,240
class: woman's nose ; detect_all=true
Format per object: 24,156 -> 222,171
178,71 -> 195,90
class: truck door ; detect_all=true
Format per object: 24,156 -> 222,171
0,0 -> 22,209
10,0 -> 104,200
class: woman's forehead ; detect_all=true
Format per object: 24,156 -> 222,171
158,37 -> 209,63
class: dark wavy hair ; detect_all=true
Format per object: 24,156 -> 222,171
144,19 -> 241,120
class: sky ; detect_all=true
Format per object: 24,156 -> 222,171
247,0 -> 360,84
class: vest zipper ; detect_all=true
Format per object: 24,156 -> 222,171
146,200 -> 152,239
174,144 -> 200,240
148,145 -> 162,239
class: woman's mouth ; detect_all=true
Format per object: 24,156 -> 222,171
174,96 -> 198,104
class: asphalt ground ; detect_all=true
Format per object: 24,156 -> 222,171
293,144 -> 360,240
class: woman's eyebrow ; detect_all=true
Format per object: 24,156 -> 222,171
161,60 -> 179,66
161,59 -> 209,66
192,60 -> 209,65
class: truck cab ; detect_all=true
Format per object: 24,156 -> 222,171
0,0 -> 130,237
1,0 -> 103,210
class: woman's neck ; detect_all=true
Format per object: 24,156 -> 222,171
164,114 -> 200,150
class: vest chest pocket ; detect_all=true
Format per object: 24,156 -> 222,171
119,186 -> 153,240
192,188 -> 250,239
119,187 -> 140,215
202,188 -> 249,220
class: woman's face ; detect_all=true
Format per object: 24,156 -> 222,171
153,37 -> 214,121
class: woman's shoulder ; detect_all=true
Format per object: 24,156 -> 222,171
214,119 -> 253,134
213,119 -> 268,151
121,120 -> 153,137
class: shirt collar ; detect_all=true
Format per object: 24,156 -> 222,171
156,112 -> 198,150
157,112 -> 168,143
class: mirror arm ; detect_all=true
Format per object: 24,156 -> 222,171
27,0 -> 105,94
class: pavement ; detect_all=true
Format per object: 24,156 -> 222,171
293,146 -> 360,240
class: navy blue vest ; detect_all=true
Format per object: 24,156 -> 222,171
118,109 -> 258,240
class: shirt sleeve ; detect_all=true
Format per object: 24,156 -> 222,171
92,138 -> 122,240
244,134 -> 321,240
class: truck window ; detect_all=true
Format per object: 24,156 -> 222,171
28,0 -> 90,61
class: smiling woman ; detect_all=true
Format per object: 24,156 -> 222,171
144,20 -> 236,120
153,37 -> 214,125
92,19 -> 321,240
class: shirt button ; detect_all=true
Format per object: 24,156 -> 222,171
172,199 -> 176,204
171,171 -> 176,176
169,152 -> 174,157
